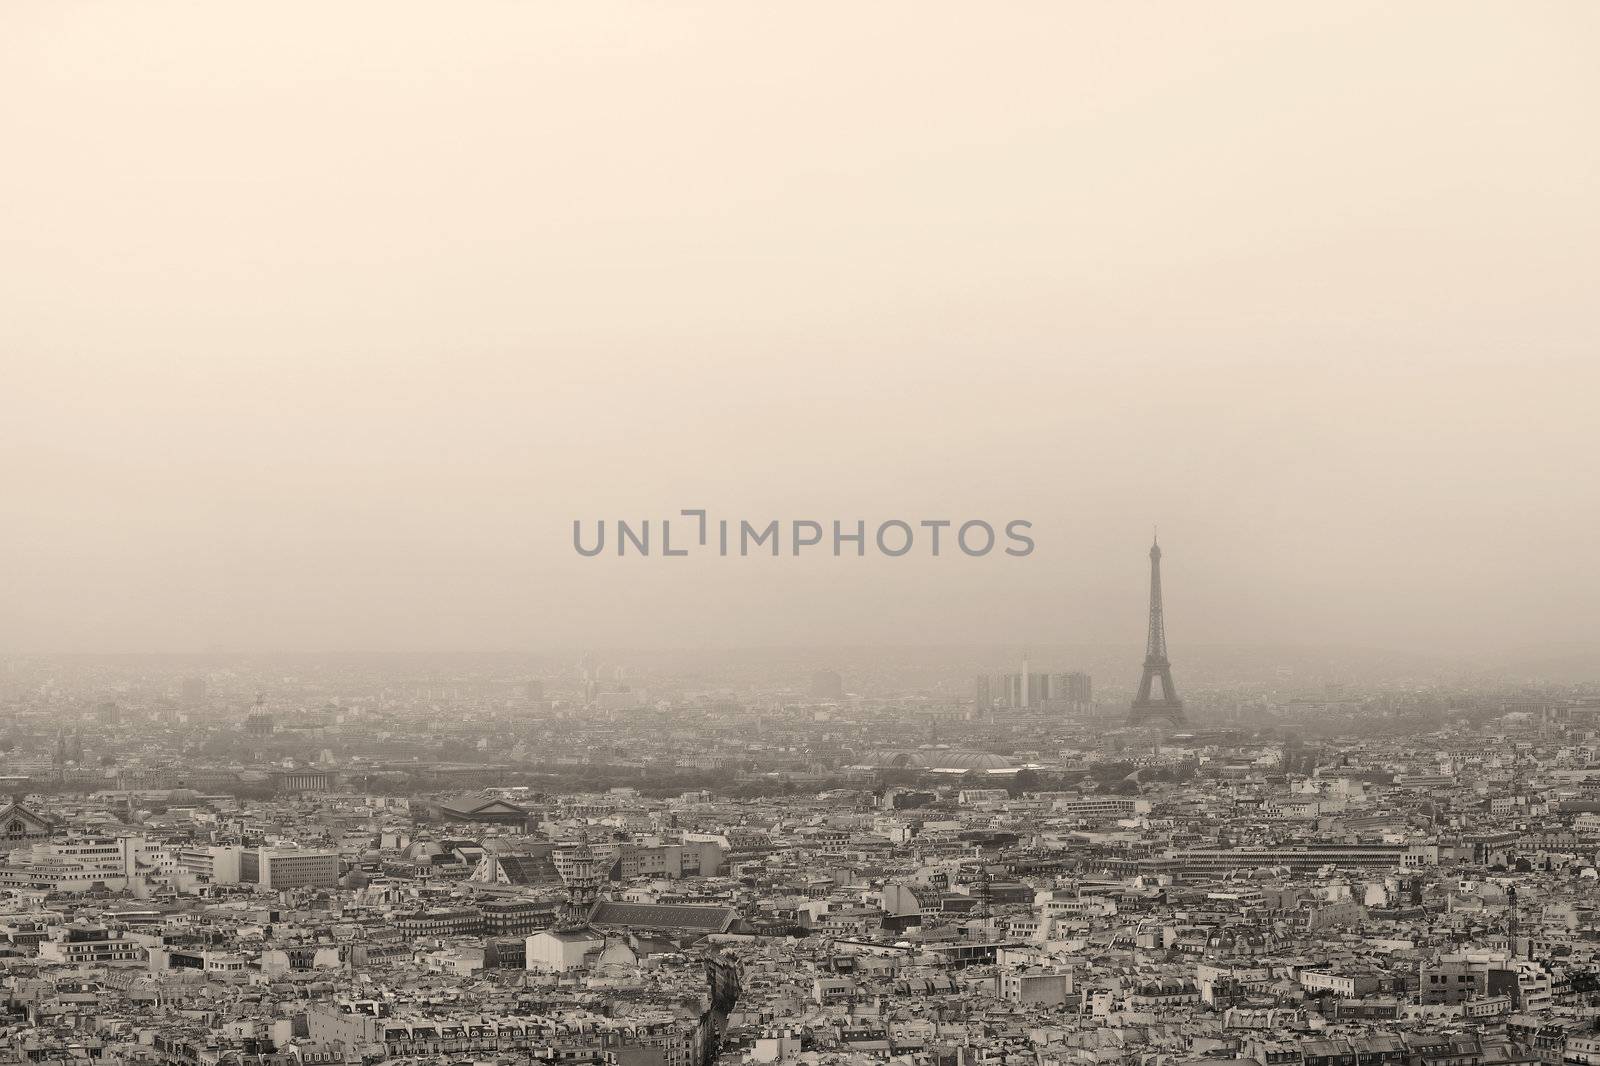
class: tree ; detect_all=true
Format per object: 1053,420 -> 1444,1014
1007,769 -> 1040,798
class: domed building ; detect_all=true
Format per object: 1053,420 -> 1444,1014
927,750 -> 1017,772
404,839 -> 446,863
861,749 -> 1017,772
862,750 -> 928,769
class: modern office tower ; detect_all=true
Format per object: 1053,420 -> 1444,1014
976,665 -> 1093,712
245,848 -> 340,890
1059,671 -> 1093,707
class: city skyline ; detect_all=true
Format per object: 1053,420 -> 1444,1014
3,5 -> 1598,1064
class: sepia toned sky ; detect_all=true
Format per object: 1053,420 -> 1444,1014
2,2 -> 1597,658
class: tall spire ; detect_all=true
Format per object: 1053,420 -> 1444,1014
1129,534 -> 1185,729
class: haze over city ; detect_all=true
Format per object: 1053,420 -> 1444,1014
10,7 -> 1600,1066
4,2 -> 1597,657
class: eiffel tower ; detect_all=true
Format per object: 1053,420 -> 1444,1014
1128,533 -> 1186,728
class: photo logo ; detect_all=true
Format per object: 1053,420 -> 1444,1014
574,510 -> 1034,558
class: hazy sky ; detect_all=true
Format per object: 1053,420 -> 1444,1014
3,2 -> 1597,656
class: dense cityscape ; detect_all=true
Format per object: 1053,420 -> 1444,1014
2,543 -> 1598,1066
5,5 -> 1592,1064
